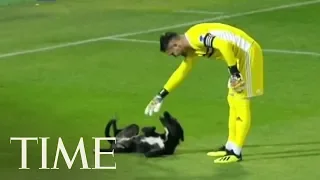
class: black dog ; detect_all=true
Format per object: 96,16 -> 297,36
99,111 -> 184,157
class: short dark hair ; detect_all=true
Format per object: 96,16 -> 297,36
159,32 -> 179,52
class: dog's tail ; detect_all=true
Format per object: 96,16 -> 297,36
104,119 -> 117,144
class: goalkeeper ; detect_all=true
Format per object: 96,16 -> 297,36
144,23 -> 264,163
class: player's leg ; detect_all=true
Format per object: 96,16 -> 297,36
230,48 -> 253,156
214,42 -> 263,163
207,92 -> 237,157
231,42 -> 263,154
226,93 -> 237,150
221,92 -> 239,156
213,97 -> 250,163
234,97 -> 251,154
235,41 -> 263,149
234,41 -> 263,151
213,93 -> 246,163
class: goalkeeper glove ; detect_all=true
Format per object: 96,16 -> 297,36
144,89 -> 168,116
228,74 -> 245,93
144,95 -> 163,116
228,65 -> 245,93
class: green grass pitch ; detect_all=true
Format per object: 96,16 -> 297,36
1,0 -> 320,179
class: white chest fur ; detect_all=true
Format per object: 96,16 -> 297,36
141,137 -> 165,148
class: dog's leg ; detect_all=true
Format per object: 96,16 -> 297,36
96,147 -> 132,153
144,147 -> 165,158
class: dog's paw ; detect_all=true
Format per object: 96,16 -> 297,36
163,111 -> 173,119
110,118 -> 117,123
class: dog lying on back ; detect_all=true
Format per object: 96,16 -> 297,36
99,111 -> 184,157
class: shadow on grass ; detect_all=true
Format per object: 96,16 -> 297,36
176,141 -> 320,160
245,152 -> 320,161
176,148 -> 213,155
245,141 -> 320,148
137,164 -> 249,180
245,148 -> 320,156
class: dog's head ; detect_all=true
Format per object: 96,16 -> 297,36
159,111 -> 184,142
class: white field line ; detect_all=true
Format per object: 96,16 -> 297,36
0,0 -> 319,59
175,10 -> 225,15
108,37 -> 320,57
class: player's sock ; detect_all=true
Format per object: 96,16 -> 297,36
234,98 -> 251,156
225,141 -> 237,151
225,141 -> 241,156
231,143 -> 242,156
225,141 -> 232,150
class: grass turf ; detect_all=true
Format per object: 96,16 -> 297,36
1,0 -> 320,179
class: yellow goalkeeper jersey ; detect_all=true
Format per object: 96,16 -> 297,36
163,23 -> 258,93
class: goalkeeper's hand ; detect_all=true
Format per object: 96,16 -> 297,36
144,95 -> 163,116
228,73 -> 245,93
